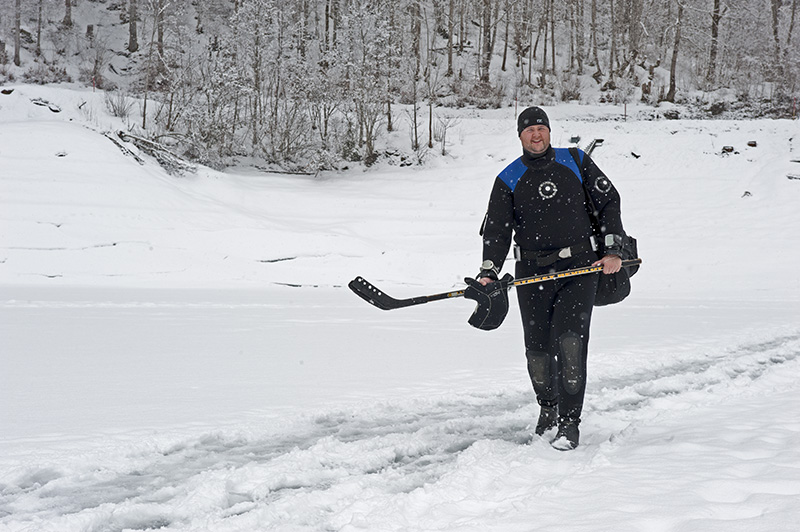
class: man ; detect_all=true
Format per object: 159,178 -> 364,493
477,106 -> 625,450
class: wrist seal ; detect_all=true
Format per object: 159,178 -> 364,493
602,234 -> 624,255
478,259 -> 500,280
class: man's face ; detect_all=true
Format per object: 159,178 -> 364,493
520,125 -> 550,155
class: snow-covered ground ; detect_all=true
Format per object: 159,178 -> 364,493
1,85 -> 799,532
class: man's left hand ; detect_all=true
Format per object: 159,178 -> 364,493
592,254 -> 622,274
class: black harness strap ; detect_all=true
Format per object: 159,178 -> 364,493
515,240 -> 596,266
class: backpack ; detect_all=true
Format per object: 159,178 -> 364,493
568,147 -> 639,306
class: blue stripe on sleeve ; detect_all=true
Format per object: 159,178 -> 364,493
497,157 -> 527,192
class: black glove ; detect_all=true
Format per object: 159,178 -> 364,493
463,273 -> 513,331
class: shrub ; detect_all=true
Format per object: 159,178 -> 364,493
22,63 -> 72,84
104,90 -> 135,119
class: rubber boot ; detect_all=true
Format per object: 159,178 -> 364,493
551,417 -> 580,451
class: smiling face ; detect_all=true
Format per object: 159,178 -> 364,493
520,124 -> 551,155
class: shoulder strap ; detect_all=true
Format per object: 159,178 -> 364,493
568,146 -> 582,165
567,147 -> 585,182
569,147 -> 600,223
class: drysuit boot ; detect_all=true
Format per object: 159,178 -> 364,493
535,405 -> 558,436
552,417 -> 580,451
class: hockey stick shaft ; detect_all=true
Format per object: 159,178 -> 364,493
349,258 -> 642,310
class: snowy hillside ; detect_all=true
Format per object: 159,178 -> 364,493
1,84 -> 800,531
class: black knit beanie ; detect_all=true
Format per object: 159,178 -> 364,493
517,106 -> 550,136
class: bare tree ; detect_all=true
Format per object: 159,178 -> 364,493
142,0 -> 166,129
410,0 -> 421,78
129,0 -> 139,53
706,0 -> 723,87
769,0 -> 784,80
446,0 -> 454,76
666,0 -> 684,102
539,0 -> 551,86
37,0 -> 44,55
63,0 -> 73,27
590,0 -> 601,77
326,0 -> 339,49
436,114 -> 459,155
573,0 -> 585,75
609,0 -> 617,79
549,0 -> 556,76
385,1 -> 398,131
14,0 -> 21,66
627,0 -> 643,71
156,0 -> 164,56
479,0 -> 492,83
501,0 -> 510,71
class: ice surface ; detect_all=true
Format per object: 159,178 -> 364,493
1,85 -> 799,531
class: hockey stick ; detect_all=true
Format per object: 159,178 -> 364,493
349,258 -> 642,311
585,138 -> 604,155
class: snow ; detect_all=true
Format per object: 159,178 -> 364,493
2,84 -> 800,532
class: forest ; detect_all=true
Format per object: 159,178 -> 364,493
1,0 -> 798,170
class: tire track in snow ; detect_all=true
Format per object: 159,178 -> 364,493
1,332 -> 798,531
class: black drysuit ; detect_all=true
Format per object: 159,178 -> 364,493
481,146 -> 624,422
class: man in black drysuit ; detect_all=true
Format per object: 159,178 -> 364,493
476,106 -> 626,450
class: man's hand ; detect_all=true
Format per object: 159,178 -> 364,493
592,254 -> 622,274
478,276 -> 493,286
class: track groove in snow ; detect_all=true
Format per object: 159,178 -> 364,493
2,331 -> 798,531
591,333 -> 800,413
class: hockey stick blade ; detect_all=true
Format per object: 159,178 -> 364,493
348,276 -> 464,310
349,277 -> 411,310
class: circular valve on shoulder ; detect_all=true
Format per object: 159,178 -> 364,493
594,177 -> 613,194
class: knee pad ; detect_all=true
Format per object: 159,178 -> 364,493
559,332 -> 584,395
526,350 -> 550,388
